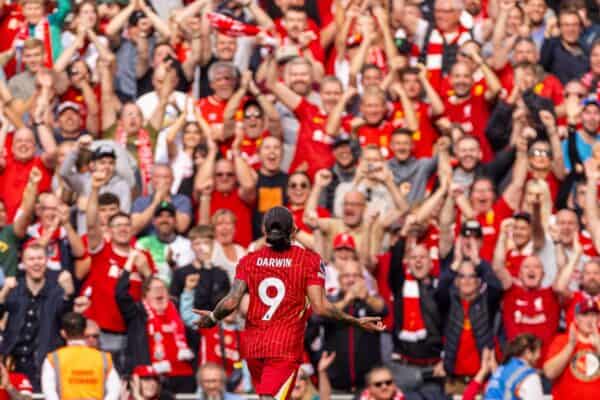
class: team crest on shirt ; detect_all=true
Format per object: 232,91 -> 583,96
474,85 -> 484,96
571,349 -> 600,381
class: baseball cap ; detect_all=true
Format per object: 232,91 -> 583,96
91,145 -> 116,161
57,101 -> 80,115
582,97 -> 600,109
575,298 -> 600,315
333,233 -> 356,251
461,220 -> 483,238
512,211 -> 532,224
332,135 -> 352,149
155,201 -> 176,217
133,365 -> 159,378
263,206 -> 294,241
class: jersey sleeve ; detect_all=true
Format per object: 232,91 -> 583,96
305,251 -> 325,287
234,254 -> 249,283
544,334 -> 568,363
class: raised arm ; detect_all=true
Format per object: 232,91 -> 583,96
99,56 -> 119,131
348,29 -> 374,88
104,0 -> 136,38
243,0 -> 275,30
148,65 -> 176,131
543,325 -> 577,380
166,111 -> 187,161
470,50 -> 502,101
13,167 -> 42,238
502,136 -> 528,210
138,0 -> 171,39
585,159 -> 600,252
86,171 -> 107,253
249,80 -> 281,138
53,28 -> 86,74
553,234 -> 582,297
265,55 -> 302,111
233,151 -> 258,204
439,186 -> 457,259
540,110 -> 566,180
492,219 -> 514,290
223,72 -> 250,140
417,63 -> 445,116
389,82 -> 419,132
303,170 -> 334,233
372,3 -> 398,62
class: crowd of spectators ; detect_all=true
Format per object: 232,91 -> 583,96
0,0 -> 599,398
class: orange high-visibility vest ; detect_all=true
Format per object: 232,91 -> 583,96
47,345 -> 112,400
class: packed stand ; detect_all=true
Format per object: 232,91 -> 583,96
0,0 -> 599,398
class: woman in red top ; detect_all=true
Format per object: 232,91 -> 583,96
286,171 -> 330,236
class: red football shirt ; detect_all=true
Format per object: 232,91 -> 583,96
0,372 -> 32,400
355,121 -> 395,159
390,101 -> 439,158
443,92 -> 493,162
502,285 -> 560,359
563,292 -> 600,328
545,334 -> 600,399
197,95 -> 242,156
274,18 -> 324,63
375,252 -> 395,331
0,4 -> 24,78
83,242 -> 154,333
238,130 -> 270,170
454,300 -> 481,377
290,98 -> 335,177
0,136 -> 52,223
289,206 -> 330,234
209,189 -> 253,247
199,325 -> 242,376
504,243 -> 533,277
234,244 -> 325,361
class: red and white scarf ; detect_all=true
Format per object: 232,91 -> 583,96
422,23 -> 472,91
207,12 -> 261,37
359,388 -> 404,400
398,271 -> 426,342
14,18 -> 53,71
115,126 -> 153,195
143,300 -> 191,368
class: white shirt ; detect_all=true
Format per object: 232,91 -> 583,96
211,242 -> 246,282
41,341 -> 120,400
516,372 -> 545,400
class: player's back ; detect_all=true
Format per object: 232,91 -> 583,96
234,244 -> 324,361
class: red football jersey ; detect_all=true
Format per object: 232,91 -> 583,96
199,325 -> 242,376
443,92 -> 493,162
290,99 -> 336,178
390,101 -> 439,159
234,244 -> 325,361
355,122 -> 394,159
0,372 -> 32,400
83,242 -> 155,333
197,96 -> 243,156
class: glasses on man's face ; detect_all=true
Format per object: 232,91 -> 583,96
215,172 -> 235,178
288,182 -> 309,190
529,149 -> 551,157
457,272 -> 478,280
245,112 -> 262,119
371,379 -> 393,388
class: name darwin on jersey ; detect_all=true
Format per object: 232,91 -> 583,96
256,257 -> 292,267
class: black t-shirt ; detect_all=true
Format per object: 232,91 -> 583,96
137,60 -> 191,98
252,171 -> 288,238
169,263 -> 231,311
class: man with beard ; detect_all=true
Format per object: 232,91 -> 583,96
266,54 -> 343,175
555,256 -> 600,327
494,255 -> 560,360
441,56 -> 502,162
563,98 -> 600,171
136,201 -> 194,285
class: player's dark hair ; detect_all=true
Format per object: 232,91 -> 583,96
263,206 -> 294,251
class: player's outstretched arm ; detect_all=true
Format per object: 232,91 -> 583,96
306,285 -> 385,333
194,279 -> 248,328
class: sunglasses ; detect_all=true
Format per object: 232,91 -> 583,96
529,149 -> 551,157
372,380 -> 393,388
216,172 -> 235,178
288,182 -> 309,189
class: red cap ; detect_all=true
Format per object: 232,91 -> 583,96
333,233 -> 356,251
575,298 -> 600,315
133,365 -> 159,378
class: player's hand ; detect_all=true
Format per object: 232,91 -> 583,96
193,309 -> 217,328
355,316 -> 385,332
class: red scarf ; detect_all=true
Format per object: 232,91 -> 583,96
14,18 -> 53,71
115,125 -> 153,195
143,300 -> 192,375
207,12 -> 261,37
398,271 -> 427,342
359,388 -> 404,400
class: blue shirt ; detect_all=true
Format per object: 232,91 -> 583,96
131,193 -> 192,236
561,132 -> 600,171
